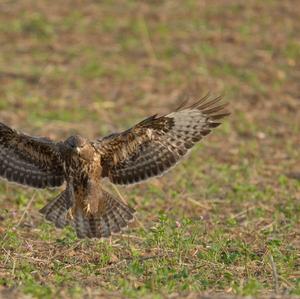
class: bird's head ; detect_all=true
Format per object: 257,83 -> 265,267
65,135 -> 89,155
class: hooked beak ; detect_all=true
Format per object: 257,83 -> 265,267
75,147 -> 81,154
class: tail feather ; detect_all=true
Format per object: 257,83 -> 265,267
39,188 -> 73,228
112,209 -> 127,227
73,208 -> 93,238
73,189 -> 135,239
104,211 -> 121,233
88,216 -> 98,237
98,217 -> 111,238
40,186 -> 135,239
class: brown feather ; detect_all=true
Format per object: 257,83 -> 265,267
0,122 -> 65,188
96,95 -> 229,185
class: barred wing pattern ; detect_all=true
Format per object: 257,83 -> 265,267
98,96 -> 229,185
0,123 -> 65,188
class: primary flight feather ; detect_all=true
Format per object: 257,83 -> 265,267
0,95 -> 229,238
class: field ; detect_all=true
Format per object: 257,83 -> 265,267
0,1 -> 299,298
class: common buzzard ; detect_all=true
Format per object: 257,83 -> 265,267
0,95 -> 229,238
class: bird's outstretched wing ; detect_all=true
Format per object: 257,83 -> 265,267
0,123 -> 65,188
95,95 -> 229,185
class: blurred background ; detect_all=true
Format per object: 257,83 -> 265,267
0,1 -> 299,298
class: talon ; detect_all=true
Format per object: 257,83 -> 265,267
85,203 -> 91,213
67,210 -> 74,220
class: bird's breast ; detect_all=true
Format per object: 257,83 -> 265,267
66,154 -> 102,184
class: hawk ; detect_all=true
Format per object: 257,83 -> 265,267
0,96 -> 229,238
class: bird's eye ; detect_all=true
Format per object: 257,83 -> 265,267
67,141 -> 75,148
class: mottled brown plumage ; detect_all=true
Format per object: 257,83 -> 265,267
0,96 -> 229,238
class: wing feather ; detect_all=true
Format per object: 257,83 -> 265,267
95,96 -> 229,185
0,123 -> 65,188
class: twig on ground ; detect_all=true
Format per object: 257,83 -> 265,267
186,197 -> 211,209
269,254 -> 279,294
111,184 -> 126,205
231,206 -> 255,219
15,193 -> 36,228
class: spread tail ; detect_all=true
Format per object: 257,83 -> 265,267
72,189 -> 135,239
39,188 -> 73,228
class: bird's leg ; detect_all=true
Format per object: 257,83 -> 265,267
66,179 -> 75,220
67,209 -> 74,220
84,180 -> 102,215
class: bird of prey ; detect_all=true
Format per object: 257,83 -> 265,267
0,96 -> 229,238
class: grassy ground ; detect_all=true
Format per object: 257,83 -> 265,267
0,0 -> 299,298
